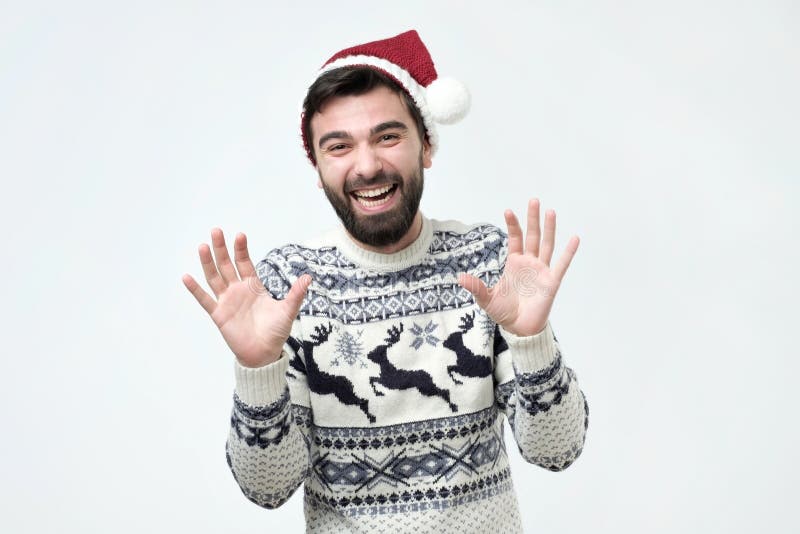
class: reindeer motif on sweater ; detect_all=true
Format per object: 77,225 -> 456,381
442,311 -> 495,385
287,323 -> 377,424
367,323 -> 458,413
284,309 -> 518,425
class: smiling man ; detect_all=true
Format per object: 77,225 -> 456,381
183,30 -> 589,533
311,82 -> 429,252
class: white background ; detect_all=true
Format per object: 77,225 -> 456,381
1,1 -> 797,532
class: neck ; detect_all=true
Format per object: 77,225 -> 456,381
344,212 -> 423,254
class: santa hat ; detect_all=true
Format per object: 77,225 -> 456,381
301,29 -> 470,164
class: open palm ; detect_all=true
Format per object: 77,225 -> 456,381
182,229 -> 311,368
458,199 -> 579,337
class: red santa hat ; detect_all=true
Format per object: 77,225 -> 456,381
301,30 -> 470,164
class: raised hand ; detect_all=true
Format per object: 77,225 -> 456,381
458,199 -> 579,337
182,228 -> 312,368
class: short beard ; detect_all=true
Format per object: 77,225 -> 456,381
321,164 -> 424,248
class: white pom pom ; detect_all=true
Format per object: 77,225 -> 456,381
425,77 -> 470,125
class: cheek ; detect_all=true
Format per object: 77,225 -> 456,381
393,152 -> 422,175
318,163 -> 349,191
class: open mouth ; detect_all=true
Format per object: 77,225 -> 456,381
350,183 -> 399,209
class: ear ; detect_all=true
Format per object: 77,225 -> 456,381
422,139 -> 433,169
317,177 -> 323,189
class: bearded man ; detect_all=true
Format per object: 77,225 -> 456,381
183,30 -> 589,534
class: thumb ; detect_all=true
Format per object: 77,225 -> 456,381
282,274 -> 312,317
458,273 -> 491,309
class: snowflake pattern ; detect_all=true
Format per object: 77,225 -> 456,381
409,320 -> 440,350
479,312 -> 495,347
332,328 -> 368,367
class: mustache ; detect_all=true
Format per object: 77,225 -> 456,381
344,171 -> 402,193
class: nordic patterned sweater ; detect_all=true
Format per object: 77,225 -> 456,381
226,214 -> 589,533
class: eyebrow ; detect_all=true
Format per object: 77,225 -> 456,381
317,121 -> 409,149
370,120 -> 408,136
318,130 -> 351,148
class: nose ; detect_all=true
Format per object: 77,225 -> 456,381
353,145 -> 383,178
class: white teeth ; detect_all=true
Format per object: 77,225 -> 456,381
355,187 -> 395,208
354,185 -> 392,198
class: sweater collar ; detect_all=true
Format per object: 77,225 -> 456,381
334,213 -> 433,272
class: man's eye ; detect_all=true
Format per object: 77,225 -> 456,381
328,144 -> 347,151
380,134 -> 399,142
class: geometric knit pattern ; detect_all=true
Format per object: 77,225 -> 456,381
226,216 -> 589,533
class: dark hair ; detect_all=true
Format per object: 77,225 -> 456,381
302,67 -> 428,164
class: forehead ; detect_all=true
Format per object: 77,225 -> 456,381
310,86 -> 416,142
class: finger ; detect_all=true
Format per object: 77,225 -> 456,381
552,235 -> 580,282
458,272 -> 491,309
282,274 -> 313,319
198,243 -> 227,298
211,228 -> 239,285
182,273 -> 217,316
233,232 -> 257,280
540,209 -> 556,266
525,198 -> 541,256
504,210 -> 524,255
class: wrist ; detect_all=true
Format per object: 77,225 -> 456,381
234,345 -> 285,369
236,354 -> 281,369
500,321 -> 548,338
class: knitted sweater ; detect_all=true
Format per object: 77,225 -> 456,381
226,214 -> 589,533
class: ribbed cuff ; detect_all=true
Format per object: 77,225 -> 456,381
499,321 -> 558,373
234,355 -> 290,407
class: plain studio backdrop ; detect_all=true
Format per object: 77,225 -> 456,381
1,1 -> 796,532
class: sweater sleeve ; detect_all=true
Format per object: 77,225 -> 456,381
224,252 -> 313,508
493,321 -> 589,471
